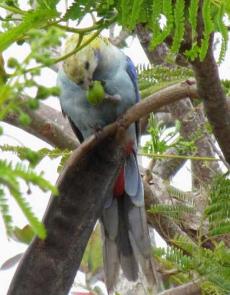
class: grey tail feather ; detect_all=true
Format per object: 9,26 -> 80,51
101,195 -> 158,292
101,227 -> 120,292
101,197 -> 139,291
117,196 -> 139,281
125,195 -> 158,289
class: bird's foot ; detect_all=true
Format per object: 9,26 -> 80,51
90,123 -> 103,140
104,93 -> 121,103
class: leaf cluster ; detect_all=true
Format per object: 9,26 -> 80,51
65,0 -> 229,61
153,174 -> 230,294
0,159 -> 58,238
0,143 -> 70,238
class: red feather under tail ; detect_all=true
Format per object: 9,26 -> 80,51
113,167 -> 125,198
113,140 -> 134,198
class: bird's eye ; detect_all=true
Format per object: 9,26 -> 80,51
79,80 -> 84,85
84,61 -> 90,70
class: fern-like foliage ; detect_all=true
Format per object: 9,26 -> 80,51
0,145 -> 71,169
171,0 -> 185,53
0,188 -> 13,236
214,3 -> 229,63
205,174 -> 230,236
137,64 -> 193,98
0,159 -> 58,239
30,0 -> 229,61
149,203 -> 194,220
0,0 -> 229,67
156,235 -> 230,294
167,185 -> 194,205
199,0 -> 214,60
154,174 -> 230,294
0,142 -> 71,238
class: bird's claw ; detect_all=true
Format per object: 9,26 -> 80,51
104,93 -> 121,103
89,123 -> 103,140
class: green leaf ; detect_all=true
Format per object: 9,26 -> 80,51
19,112 -> 31,126
64,0 -> 94,21
171,0 -> 185,53
0,188 -> 13,235
12,225 -> 34,244
0,8 -> 58,52
81,224 -> 103,274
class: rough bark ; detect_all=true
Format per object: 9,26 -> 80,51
191,44 -> 230,165
190,6 -> 230,165
7,136 -> 124,295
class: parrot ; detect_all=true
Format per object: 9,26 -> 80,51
57,34 -> 157,292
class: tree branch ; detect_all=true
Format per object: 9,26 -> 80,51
4,101 -> 78,150
190,13 -> 230,165
158,280 -> 201,295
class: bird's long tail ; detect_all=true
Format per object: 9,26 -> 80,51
101,152 -> 157,292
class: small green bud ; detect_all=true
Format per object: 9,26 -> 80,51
27,99 -> 39,110
19,113 -> 31,126
36,86 -> 50,100
86,80 -> 105,105
49,86 -> 60,97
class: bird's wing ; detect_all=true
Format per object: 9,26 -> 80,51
68,117 -> 84,143
125,56 -> 141,141
125,56 -> 140,103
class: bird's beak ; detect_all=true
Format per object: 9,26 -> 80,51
82,78 -> 93,90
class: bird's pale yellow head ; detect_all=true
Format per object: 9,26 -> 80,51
62,34 -> 109,89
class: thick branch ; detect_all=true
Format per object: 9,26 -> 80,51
191,28 -> 230,164
7,137 -> 124,295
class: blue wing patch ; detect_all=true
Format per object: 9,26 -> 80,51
125,56 -> 140,103
125,56 -> 141,142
